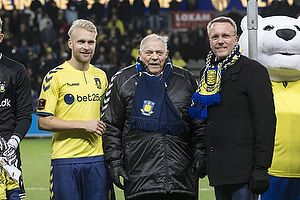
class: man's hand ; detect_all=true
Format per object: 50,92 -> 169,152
110,165 -> 129,190
3,136 -> 20,167
83,119 -> 106,135
192,155 -> 206,179
249,168 -> 270,195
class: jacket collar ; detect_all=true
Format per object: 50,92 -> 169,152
221,55 -> 243,83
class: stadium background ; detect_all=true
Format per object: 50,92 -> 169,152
1,0 -> 298,199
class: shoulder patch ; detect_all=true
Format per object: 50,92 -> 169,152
37,98 -> 46,110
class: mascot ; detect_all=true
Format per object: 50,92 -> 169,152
239,15 -> 300,200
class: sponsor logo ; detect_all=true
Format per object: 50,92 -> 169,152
67,82 -> 80,86
77,94 -> 101,102
0,99 -> 11,107
64,93 -> 101,105
64,94 -> 75,105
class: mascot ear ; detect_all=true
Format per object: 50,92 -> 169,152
241,15 -> 247,32
241,15 -> 263,32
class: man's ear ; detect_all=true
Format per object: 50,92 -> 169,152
68,39 -> 72,49
0,34 -> 4,43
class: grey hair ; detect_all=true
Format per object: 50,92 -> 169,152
207,16 -> 237,36
139,34 -> 168,52
68,19 -> 98,39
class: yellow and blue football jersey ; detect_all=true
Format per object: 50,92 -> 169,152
269,80 -> 300,178
36,61 -> 108,160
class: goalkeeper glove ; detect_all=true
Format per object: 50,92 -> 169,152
0,137 -> 7,153
0,157 -> 21,183
3,135 -> 20,166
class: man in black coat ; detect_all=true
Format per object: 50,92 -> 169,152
189,16 -> 276,200
102,33 -> 206,200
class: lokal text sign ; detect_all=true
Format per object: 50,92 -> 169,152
173,11 -> 214,30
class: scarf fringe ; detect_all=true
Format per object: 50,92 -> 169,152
160,120 -> 189,135
130,117 -> 189,135
188,106 -> 208,119
192,92 -> 220,106
130,117 -> 159,132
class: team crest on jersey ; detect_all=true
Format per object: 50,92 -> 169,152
140,100 -> 155,116
94,78 -> 102,89
37,98 -> 46,110
0,81 -> 6,93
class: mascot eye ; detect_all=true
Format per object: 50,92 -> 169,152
263,25 -> 274,31
295,25 -> 300,31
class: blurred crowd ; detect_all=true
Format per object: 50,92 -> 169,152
0,0 -> 211,110
0,0 -> 299,110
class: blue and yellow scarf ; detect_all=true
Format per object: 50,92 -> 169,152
130,57 -> 189,135
189,44 -> 242,119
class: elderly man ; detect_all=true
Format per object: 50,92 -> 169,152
102,33 -> 206,200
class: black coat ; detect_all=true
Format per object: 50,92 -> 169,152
204,55 -> 276,186
102,64 -> 205,199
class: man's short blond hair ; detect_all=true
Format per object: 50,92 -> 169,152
68,19 -> 98,40
207,16 -> 237,36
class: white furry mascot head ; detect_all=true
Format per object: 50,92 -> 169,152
239,15 -> 300,82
